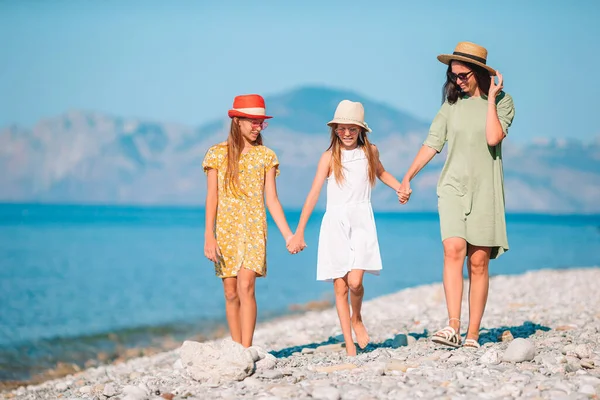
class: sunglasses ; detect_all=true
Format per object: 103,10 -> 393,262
449,70 -> 474,82
240,118 -> 268,130
335,127 -> 361,135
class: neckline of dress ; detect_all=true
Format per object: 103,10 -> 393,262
240,145 -> 262,156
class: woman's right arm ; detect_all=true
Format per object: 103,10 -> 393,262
287,151 -> 331,251
402,145 -> 438,183
398,146 -> 437,204
204,168 -> 220,262
399,104 -> 448,203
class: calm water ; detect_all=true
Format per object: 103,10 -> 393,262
1,204 -> 599,380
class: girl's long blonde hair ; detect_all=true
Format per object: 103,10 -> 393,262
327,125 -> 377,186
224,118 -> 263,196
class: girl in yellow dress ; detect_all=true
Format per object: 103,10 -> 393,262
202,94 -> 295,347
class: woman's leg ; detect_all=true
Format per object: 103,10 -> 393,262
333,275 -> 356,356
347,269 -> 369,349
222,277 -> 241,344
466,245 -> 491,341
442,237 -> 468,333
237,268 -> 258,347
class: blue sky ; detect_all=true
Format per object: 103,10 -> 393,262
1,0 -> 599,143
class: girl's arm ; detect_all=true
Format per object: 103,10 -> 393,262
288,151 -> 332,249
204,168 -> 221,262
373,145 -> 402,190
264,167 -> 294,242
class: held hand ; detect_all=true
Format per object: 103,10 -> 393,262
489,71 -> 504,100
204,236 -> 222,263
287,233 -> 307,255
397,179 -> 412,204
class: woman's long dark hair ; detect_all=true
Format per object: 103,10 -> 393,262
442,61 -> 491,104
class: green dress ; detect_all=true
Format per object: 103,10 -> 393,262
424,92 -> 515,259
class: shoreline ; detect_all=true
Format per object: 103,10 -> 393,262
3,266 -> 600,399
0,298 -> 333,392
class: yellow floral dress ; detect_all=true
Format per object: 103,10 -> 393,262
202,143 -> 280,278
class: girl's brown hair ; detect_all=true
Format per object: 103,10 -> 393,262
327,125 -> 377,186
224,118 -> 263,196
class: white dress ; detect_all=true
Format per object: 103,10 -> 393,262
316,147 -> 383,281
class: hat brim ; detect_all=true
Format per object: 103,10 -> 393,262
327,119 -> 372,133
228,110 -> 273,119
437,54 -> 496,76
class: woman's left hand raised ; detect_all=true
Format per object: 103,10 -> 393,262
489,71 -> 504,100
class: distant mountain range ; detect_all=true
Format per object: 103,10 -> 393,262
1,86 -> 599,213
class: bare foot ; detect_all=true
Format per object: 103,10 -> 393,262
345,341 -> 357,356
351,319 -> 370,349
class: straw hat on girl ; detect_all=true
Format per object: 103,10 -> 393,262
327,100 -> 372,132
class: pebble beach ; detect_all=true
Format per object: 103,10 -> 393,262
3,267 -> 600,400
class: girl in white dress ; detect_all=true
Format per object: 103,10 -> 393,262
287,100 -> 405,356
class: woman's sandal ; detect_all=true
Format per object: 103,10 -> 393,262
463,338 -> 481,349
431,326 -> 462,348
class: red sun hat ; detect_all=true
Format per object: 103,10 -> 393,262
227,94 -> 273,119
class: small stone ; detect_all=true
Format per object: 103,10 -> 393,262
93,384 -> 105,394
315,363 -> 357,373
481,349 -> 501,365
503,338 -> 536,362
555,325 -> 577,331
301,347 -> 315,354
55,382 -> 69,392
161,394 -> 175,400
103,384 -> 117,397
311,385 -> 341,400
574,343 -> 593,359
566,356 -> 582,372
449,354 -> 467,364
315,343 -> 344,353
500,330 -> 514,342
384,360 -> 409,373
122,385 -> 147,400
79,386 -> 91,394
129,372 -> 141,380
270,384 -> 304,398
579,385 -> 596,396
581,359 -> 595,369
259,369 -> 284,379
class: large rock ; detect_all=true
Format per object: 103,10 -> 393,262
503,338 -> 536,363
179,339 -> 256,384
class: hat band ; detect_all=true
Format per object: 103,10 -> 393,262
232,107 -> 266,116
453,51 -> 487,64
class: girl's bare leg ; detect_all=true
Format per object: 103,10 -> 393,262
222,277 -> 241,344
333,276 -> 356,356
347,269 -> 369,349
237,268 -> 258,347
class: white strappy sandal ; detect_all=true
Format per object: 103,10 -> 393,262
463,338 -> 481,349
431,319 -> 462,348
